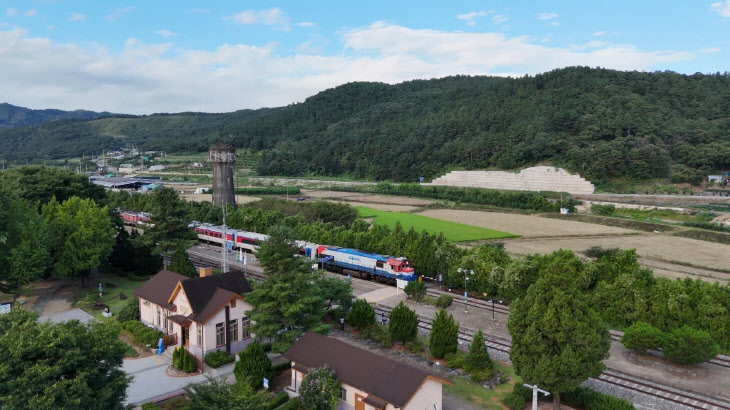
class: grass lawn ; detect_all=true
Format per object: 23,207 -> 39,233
75,273 -> 149,320
444,362 -> 520,409
356,206 -> 518,242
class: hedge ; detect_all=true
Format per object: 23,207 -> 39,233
267,392 -> 290,410
122,320 -> 163,347
562,386 -> 635,410
204,350 -> 235,368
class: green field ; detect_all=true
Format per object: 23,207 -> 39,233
356,206 -> 517,242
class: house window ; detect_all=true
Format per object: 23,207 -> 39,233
216,322 -> 225,346
156,307 -> 161,326
339,387 -> 347,400
229,319 -> 239,342
241,317 -> 250,339
197,324 -> 203,347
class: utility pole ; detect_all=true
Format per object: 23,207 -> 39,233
523,384 -> 550,410
221,204 -> 228,274
457,268 -> 473,314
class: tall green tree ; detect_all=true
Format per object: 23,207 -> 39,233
389,301 -> 418,344
0,308 -> 131,409
137,186 -> 196,257
318,277 -> 354,311
0,185 -> 51,302
0,166 -> 106,207
42,196 -> 115,293
299,366 -> 340,410
184,377 -> 269,410
167,242 -> 197,277
466,329 -> 494,380
255,225 -> 305,276
429,308 -> 459,359
507,268 -> 610,409
247,226 -> 329,352
234,341 -> 274,390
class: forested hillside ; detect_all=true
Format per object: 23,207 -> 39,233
1,67 -> 729,184
0,103 -> 114,128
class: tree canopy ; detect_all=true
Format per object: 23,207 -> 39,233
0,308 -> 131,409
299,366 -> 340,410
507,252 -> 611,408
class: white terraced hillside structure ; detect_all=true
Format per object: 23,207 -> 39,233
426,166 -> 595,194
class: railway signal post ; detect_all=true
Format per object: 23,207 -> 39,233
457,268 -> 474,314
523,383 -> 550,410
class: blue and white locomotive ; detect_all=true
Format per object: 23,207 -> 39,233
316,246 -> 416,283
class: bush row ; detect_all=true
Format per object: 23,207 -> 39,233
503,385 -> 635,410
121,320 -> 163,347
622,322 -> 720,364
204,350 -> 235,368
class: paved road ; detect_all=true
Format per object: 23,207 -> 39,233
123,355 -> 209,406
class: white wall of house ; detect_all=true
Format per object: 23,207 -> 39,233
403,378 -> 443,410
172,288 -> 192,317
138,298 -> 174,334
201,299 -> 253,356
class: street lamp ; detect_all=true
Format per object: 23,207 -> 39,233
457,268 -> 474,314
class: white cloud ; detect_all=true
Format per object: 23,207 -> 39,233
492,15 -> 508,24
6,8 -> 17,16
539,13 -> 558,20
456,11 -> 492,26
0,24 -> 695,114
68,13 -> 86,22
550,21 -> 560,27
106,7 -> 135,22
24,9 -> 37,17
699,47 -> 721,53
297,21 -> 316,27
227,8 -> 291,31
593,31 -> 606,37
155,29 -> 178,39
710,0 -> 730,17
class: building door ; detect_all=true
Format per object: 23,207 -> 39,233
183,327 -> 189,347
355,393 -> 365,410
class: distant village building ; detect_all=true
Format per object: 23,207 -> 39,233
284,332 -> 451,410
148,165 -> 166,172
708,175 -> 724,183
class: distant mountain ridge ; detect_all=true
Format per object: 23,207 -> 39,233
1,67 -> 729,184
0,103 -> 116,128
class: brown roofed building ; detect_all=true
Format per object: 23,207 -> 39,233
133,268 -> 254,364
284,332 -> 451,410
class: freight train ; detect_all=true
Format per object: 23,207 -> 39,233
119,210 -> 417,283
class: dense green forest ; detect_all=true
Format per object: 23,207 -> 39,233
0,103 -> 114,128
1,67 -> 729,183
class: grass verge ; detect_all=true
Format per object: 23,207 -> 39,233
542,213 -> 677,232
75,273 -> 148,320
356,206 -> 518,242
444,362 -> 519,409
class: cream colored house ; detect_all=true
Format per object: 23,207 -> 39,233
284,332 -> 451,410
133,268 -> 254,362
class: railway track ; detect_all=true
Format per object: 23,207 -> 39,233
372,303 -> 730,410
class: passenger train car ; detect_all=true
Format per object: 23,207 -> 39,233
119,209 -> 417,282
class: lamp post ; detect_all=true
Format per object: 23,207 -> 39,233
523,383 -> 550,410
457,268 -> 474,314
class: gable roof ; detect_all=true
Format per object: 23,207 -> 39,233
179,270 -> 252,314
132,269 -> 188,309
284,332 -> 451,407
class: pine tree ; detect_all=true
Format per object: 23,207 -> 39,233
167,242 -> 197,277
507,264 -> 610,409
466,329 -> 494,373
389,301 -> 418,344
234,341 -> 273,390
429,308 -> 459,359
347,299 -> 375,330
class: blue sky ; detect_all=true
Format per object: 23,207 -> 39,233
1,1 -> 728,113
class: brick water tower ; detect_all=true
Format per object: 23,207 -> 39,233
209,143 -> 236,207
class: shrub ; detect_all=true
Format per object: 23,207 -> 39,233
183,349 -> 195,373
140,403 -> 159,410
300,366 -> 339,410
204,350 -> 235,368
621,322 -> 663,352
562,386 -> 635,410
173,347 -> 181,369
116,299 -> 140,322
267,391 -> 290,410
346,299 -> 375,330
429,308 -> 459,359
445,352 -> 467,369
389,301 -> 418,344
503,384 -> 531,410
234,341 -> 273,390
435,294 -> 453,309
404,339 -> 425,355
591,204 -> 615,216
466,329 -> 494,374
470,369 -> 494,383
362,324 -> 392,348
404,280 -> 427,302
122,320 -> 163,347
662,326 -> 720,365
275,398 -> 302,410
